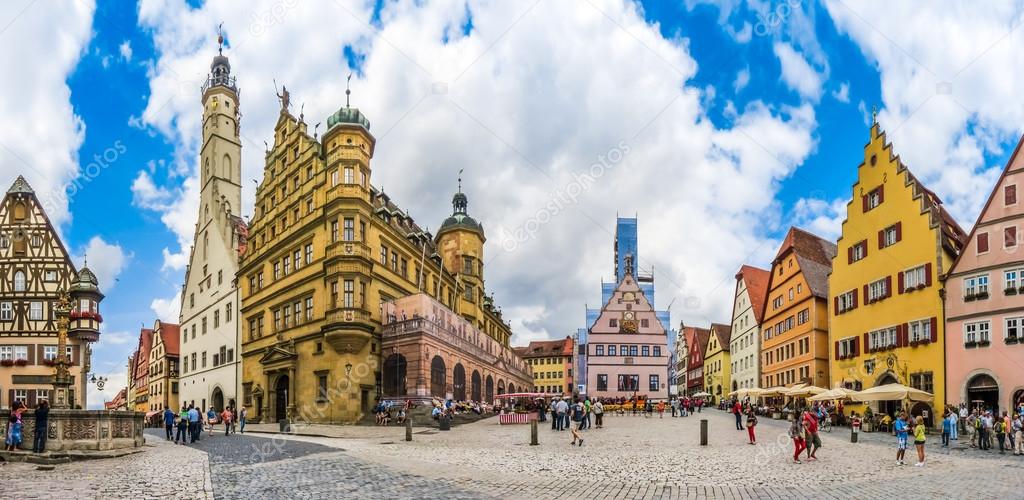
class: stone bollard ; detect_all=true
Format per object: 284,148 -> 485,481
406,418 -> 413,442
700,419 -> 708,446
530,419 -> 538,446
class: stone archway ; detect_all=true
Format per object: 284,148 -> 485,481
430,356 -> 446,398
453,364 -> 466,401
471,370 -> 482,401
485,375 -> 494,403
497,379 -> 505,396
966,373 -> 1000,414
383,354 -> 407,397
508,383 -> 516,394
211,386 -> 224,412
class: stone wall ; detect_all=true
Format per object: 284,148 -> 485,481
0,409 -> 145,451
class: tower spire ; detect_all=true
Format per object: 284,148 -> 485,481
346,73 -> 352,108
458,168 -> 463,193
217,22 -> 224,55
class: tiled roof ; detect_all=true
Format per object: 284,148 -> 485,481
776,227 -> 837,299
515,337 -> 573,358
691,327 -> 711,366
159,323 -> 181,356
710,323 -> 732,350
735,265 -> 770,323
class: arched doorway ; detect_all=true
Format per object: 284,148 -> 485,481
383,354 -> 407,397
453,364 -> 466,401
211,387 -> 224,412
485,375 -> 494,403
967,373 -> 1000,414
1014,389 -> 1024,412
471,370 -> 482,401
430,356 -> 446,398
274,375 -> 289,422
508,383 -> 516,394
497,379 -> 505,396
876,373 -> 899,417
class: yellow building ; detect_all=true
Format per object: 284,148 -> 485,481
514,337 -> 574,396
235,57 -> 517,423
761,228 -> 835,390
702,323 -> 731,404
829,119 -> 965,424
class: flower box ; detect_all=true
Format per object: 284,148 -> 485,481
1006,336 -> 1020,345
977,340 -> 991,347
976,292 -> 990,300
13,359 -> 28,366
42,358 -> 57,366
964,294 -> 976,301
0,359 -> 14,367
1006,288 -> 1018,296
916,283 -> 926,290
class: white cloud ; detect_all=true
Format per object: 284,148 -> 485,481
832,81 -> 849,103
73,236 -> 130,290
87,371 -> 127,410
733,67 -> 750,93
0,0 -> 93,227
119,40 -> 133,62
824,0 -> 1017,225
150,290 -> 181,322
773,41 -> 823,101
137,0 -> 817,336
99,330 -> 136,346
791,197 -> 847,241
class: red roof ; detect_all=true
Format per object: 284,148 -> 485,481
735,265 -> 770,323
709,323 -> 732,351
133,328 -> 153,380
688,327 -> 711,368
158,323 -> 181,356
515,337 -> 573,359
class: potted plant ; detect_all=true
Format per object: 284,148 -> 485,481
13,359 -> 28,366
0,359 -> 14,367
42,358 -> 57,366
1007,287 -> 1018,296
978,339 -> 991,347
1007,335 -> 1019,345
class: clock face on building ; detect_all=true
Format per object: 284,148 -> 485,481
624,311 -> 635,321
622,320 -> 638,333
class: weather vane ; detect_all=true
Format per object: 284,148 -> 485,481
346,73 -> 352,108
458,168 -> 464,193
217,22 -> 224,55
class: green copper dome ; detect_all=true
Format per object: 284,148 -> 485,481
70,267 -> 100,293
327,106 -> 370,132
437,190 -> 484,238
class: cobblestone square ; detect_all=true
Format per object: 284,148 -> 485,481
5,410 -> 1022,499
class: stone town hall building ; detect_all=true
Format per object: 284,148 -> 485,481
213,45 -> 529,423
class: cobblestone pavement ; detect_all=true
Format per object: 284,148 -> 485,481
8,412 -> 1024,499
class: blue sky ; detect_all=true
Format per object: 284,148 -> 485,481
3,0 -> 1020,407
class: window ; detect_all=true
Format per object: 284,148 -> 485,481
29,301 -> 42,320
617,374 -> 639,391
1005,317 -> 1022,341
273,262 -> 281,280
910,372 -> 934,394
788,288 -> 794,301
1007,184 -> 1017,206
909,319 -> 932,343
836,290 -> 856,313
283,305 -> 291,328
868,277 -> 889,302
797,308 -> 809,325
306,297 -> 313,321
44,270 -> 57,282
629,345 -> 638,356
317,373 -> 329,401
904,265 -> 926,290
343,218 -> 354,241
850,241 -> 867,262
330,169 -> 339,186
609,318 -> 618,328
44,345 -> 57,360
343,166 -> 354,184
772,296 -> 783,309
964,274 -> 989,297
838,337 -> 857,358
865,186 -> 883,211
649,374 -> 660,391
880,223 -> 900,248
36,389 -> 49,402
283,256 -> 290,276
331,220 -> 339,242
226,303 -> 232,322
305,243 -> 313,264
294,250 -> 301,271
13,271 -> 26,291
641,345 -> 650,356
343,280 -> 354,308
1006,269 -> 1021,291
869,327 -> 897,350
379,246 -> 388,265
977,232 -> 990,254
201,352 -> 207,368
13,389 -> 27,404
1006,226 -> 1018,248
0,302 -> 11,321
608,345 -> 616,356
202,317 -> 208,335
964,321 -> 989,345
653,346 -> 661,357
595,345 -> 604,356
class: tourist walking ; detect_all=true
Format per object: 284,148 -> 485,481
913,415 -> 927,466
581,398 -> 592,430
941,410 -> 952,447
894,412 -> 909,465
788,416 -> 806,464
803,409 -> 820,460
1003,411 -> 1014,451
32,400 -> 49,453
980,411 -> 992,450
657,400 -> 665,419
240,406 -> 247,434
958,404 -> 968,438
175,406 -> 189,445
188,405 -> 200,443
950,406 -> 959,440
206,407 -> 218,437
967,410 -> 978,448
551,398 -> 559,430
594,399 -> 604,428
671,397 -> 678,417
1013,413 -> 1024,456
995,415 -> 1007,453
222,406 -> 233,436
733,400 -> 743,430
163,406 -> 175,441
746,409 -> 757,445
570,399 -> 585,447
555,398 -> 568,431
5,401 -> 25,451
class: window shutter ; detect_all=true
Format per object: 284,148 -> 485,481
925,263 -> 933,286
833,296 -> 839,313
878,229 -> 885,249
895,222 -> 902,242
878,185 -> 885,204
852,290 -> 858,309
853,337 -> 860,356
27,345 -> 35,365
27,391 -> 36,409
847,246 -> 854,264
863,284 -> 870,303
978,232 -> 989,253
862,241 -> 868,258
902,323 -> 910,346
862,195 -> 869,212
834,341 -> 840,360
885,275 -> 893,298
930,317 -> 938,343
898,271 -> 905,294
863,332 -> 870,351
8,389 -> 14,408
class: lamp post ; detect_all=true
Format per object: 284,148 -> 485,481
89,373 -> 109,391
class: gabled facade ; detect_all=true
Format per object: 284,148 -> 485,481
674,324 -> 696,393
147,320 -> 180,413
179,48 -> 246,413
829,120 -> 965,424
585,256 -> 671,400
762,228 -> 835,389
703,323 -> 731,403
686,327 -> 710,395
729,265 -> 769,391
946,134 -> 1024,414
0,176 -> 99,409
131,327 -> 153,413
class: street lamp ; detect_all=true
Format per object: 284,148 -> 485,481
89,373 -> 108,391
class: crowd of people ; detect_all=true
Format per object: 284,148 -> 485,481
162,403 -> 246,445
953,403 -> 1024,455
